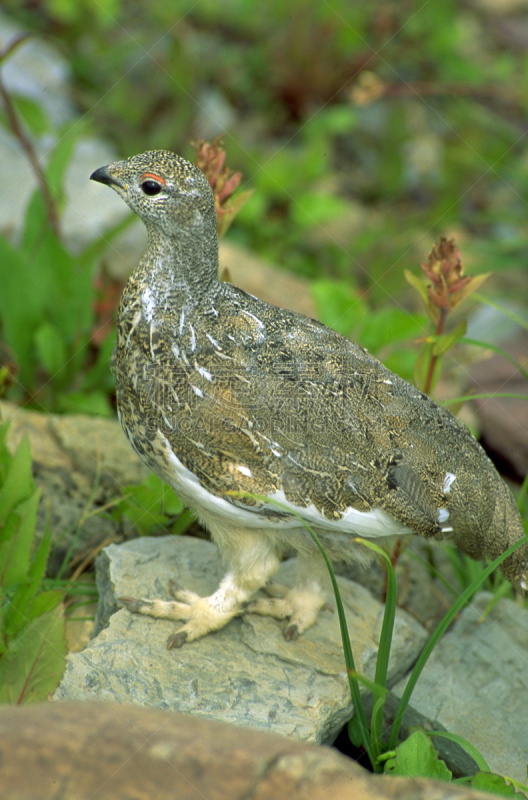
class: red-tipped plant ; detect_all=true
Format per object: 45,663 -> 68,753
405,236 -> 489,395
194,137 -> 253,237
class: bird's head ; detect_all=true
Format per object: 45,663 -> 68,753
90,150 -> 216,239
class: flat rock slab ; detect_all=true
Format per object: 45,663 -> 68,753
55,535 -> 427,743
390,592 -> 528,783
2,701 -> 503,800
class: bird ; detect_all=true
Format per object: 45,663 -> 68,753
90,150 -> 528,648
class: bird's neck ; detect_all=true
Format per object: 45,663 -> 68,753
134,222 -> 220,307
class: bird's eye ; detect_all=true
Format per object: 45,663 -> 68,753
141,180 -> 163,196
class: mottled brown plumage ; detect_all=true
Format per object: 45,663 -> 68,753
91,150 -> 527,647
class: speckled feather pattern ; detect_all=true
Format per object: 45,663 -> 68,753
92,150 -> 527,626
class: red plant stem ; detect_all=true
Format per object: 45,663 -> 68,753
0,76 -> 60,238
423,306 -> 447,396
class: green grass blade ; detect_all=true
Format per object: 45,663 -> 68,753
442,393 -> 528,407
426,730 -> 491,772
461,337 -> 528,381
517,471 -> 528,513
388,535 -> 528,750
405,548 -> 459,598
473,293 -> 528,333
353,539 -> 397,690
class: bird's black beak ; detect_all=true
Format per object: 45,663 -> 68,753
90,165 -> 123,189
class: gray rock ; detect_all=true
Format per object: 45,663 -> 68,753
0,400 -> 148,567
55,534 -> 428,744
389,592 -> 528,783
0,12 -> 74,125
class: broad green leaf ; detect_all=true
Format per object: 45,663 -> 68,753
383,730 -> 452,781
34,321 -> 67,380
359,309 -> 427,354
427,730 -> 490,772
0,598 -> 66,704
348,715 -> 364,748
311,279 -> 367,337
79,332 -> 117,393
142,474 -> 183,516
57,390 -> 114,418
31,229 -> 93,344
21,190 -> 50,258
171,508 -> 196,536
0,235 -> 42,385
10,94 -> 49,135
46,121 -> 87,200
0,423 -> 9,483
24,588 -> 63,620
0,436 -> 35,523
404,268 -> 429,308
471,772 -> 519,796
218,189 -> 254,237
115,474 -> 184,534
3,526 -> 54,641
0,489 -> 41,590
432,320 -> 467,357
452,273 -> 490,309
292,191 -> 350,228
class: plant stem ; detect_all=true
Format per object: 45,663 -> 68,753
423,306 -> 447,396
0,73 -> 60,238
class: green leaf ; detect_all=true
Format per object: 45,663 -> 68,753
0,489 -> 41,591
0,436 -> 35,523
46,122 -> 87,200
451,273 -> 490,309
0,423 -> 10,483
347,715 -> 365,748
383,730 -> 452,781
113,474 -> 184,535
79,331 -> 117,393
0,598 -> 66,704
3,525 -> 54,642
311,279 -> 367,337
0,235 -> 43,386
32,229 -> 93,344
471,772 -> 520,796
12,94 -> 49,135
21,190 -> 52,258
171,507 -> 196,536
292,191 -> 350,228
34,321 -> 67,380
217,189 -> 254,238
404,269 -> 429,309
427,730 -> 490,772
432,320 -> 467,357
57,390 -> 114,417
358,309 -> 427,354
25,588 -> 63,620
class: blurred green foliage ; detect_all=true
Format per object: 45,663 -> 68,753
4,0 -> 528,294
0,0 -> 527,408
0,425 -> 66,703
111,473 -> 195,536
